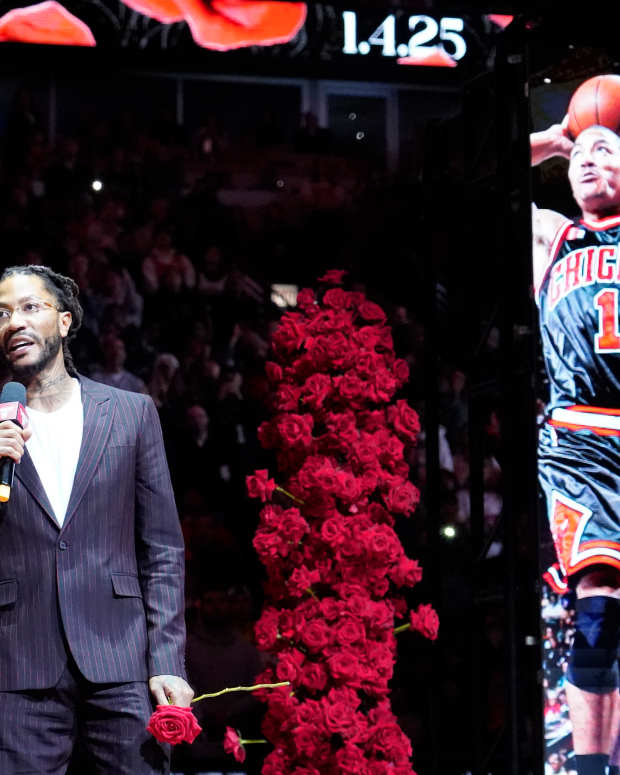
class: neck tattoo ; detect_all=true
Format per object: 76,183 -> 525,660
29,373 -> 71,397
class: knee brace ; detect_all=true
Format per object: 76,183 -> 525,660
567,595 -> 620,694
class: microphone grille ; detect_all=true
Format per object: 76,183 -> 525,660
0,381 -> 27,405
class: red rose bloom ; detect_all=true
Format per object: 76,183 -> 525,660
223,726 -> 246,763
254,607 -> 280,650
387,399 -> 421,443
146,705 -> 202,745
277,413 -> 314,448
0,1 -> 96,45
246,469 -> 276,502
383,480 -> 420,516
265,361 -> 283,383
275,383 -> 302,411
276,647 -> 305,682
300,619 -> 331,653
318,269 -> 347,284
121,0 -> 306,51
410,603 -> 440,641
358,300 -> 387,324
390,557 -> 423,587
302,373 -> 333,410
299,660 -> 328,691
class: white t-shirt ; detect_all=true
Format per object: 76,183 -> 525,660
26,379 -> 83,526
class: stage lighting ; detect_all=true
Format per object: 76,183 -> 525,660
91,179 -> 103,192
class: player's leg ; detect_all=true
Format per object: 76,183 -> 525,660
78,675 -> 170,774
567,568 -> 620,775
0,662 -> 78,774
606,691 -> 620,775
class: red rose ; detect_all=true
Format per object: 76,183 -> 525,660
335,742 -> 371,774
300,619 -> 331,652
323,287 -> 348,310
327,649 -> 361,683
361,525 -> 402,562
393,358 -> 410,385
277,413 -> 314,448
287,565 -> 320,597
0,1 -> 96,45
370,720 -> 413,762
387,400 -> 421,443
274,383 -> 301,411
276,647 -> 305,682
123,0 -> 306,50
370,369 -> 398,402
302,373 -> 333,410
223,726 -> 246,763
358,300 -> 387,324
246,469 -> 276,501
146,705 -> 202,745
318,269 -> 347,284
320,516 -> 348,547
390,557 -> 423,587
322,687 -> 361,737
263,748 -> 291,775
334,615 -> 366,646
299,660 -> 328,691
272,312 -> 307,355
325,410 -> 358,444
293,723 -> 330,759
265,361 -> 283,383
254,607 -> 280,650
410,603 -> 439,640
383,480 -> 420,516
296,288 -> 317,314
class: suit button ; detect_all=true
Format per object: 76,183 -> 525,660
58,540 -> 68,550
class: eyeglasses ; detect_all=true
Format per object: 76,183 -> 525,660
0,299 -> 60,326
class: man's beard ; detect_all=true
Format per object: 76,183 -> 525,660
0,333 -> 63,384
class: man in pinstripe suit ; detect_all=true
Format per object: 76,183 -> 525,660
0,265 -> 193,773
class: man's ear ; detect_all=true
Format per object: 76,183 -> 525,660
59,310 -> 72,338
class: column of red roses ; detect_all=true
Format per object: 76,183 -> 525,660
245,270 -> 438,775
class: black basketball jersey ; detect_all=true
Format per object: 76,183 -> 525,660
537,214 -> 620,409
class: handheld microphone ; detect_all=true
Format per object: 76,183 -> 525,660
0,382 -> 27,503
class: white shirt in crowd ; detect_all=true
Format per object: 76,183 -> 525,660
26,378 -> 83,527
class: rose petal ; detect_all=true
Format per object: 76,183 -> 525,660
487,14 -> 514,29
178,0 -> 307,51
397,46 -> 457,68
121,0 -> 184,23
0,1 -> 96,46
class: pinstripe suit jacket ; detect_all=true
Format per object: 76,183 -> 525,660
0,375 -> 186,689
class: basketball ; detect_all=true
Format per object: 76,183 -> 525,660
567,74 -> 620,139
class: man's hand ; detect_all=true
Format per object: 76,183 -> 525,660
0,421 -> 32,463
149,674 -> 194,707
531,116 -> 574,166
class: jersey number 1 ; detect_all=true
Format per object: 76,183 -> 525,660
594,289 -> 620,352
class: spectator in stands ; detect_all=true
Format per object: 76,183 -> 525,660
90,334 -> 147,393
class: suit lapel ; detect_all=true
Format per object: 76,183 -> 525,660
15,448 -> 57,527
62,376 -> 113,530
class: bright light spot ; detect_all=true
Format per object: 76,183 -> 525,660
91,179 -> 103,192
276,179 -> 285,189
348,112 -> 357,120
543,77 -> 551,84
441,525 -> 457,539
271,283 -> 298,308
355,131 -> 365,140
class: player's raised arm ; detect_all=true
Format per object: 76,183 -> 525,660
531,116 -> 574,166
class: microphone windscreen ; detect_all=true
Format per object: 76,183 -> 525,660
0,382 -> 26,405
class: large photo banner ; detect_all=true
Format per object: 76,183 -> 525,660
532,72 -> 620,775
